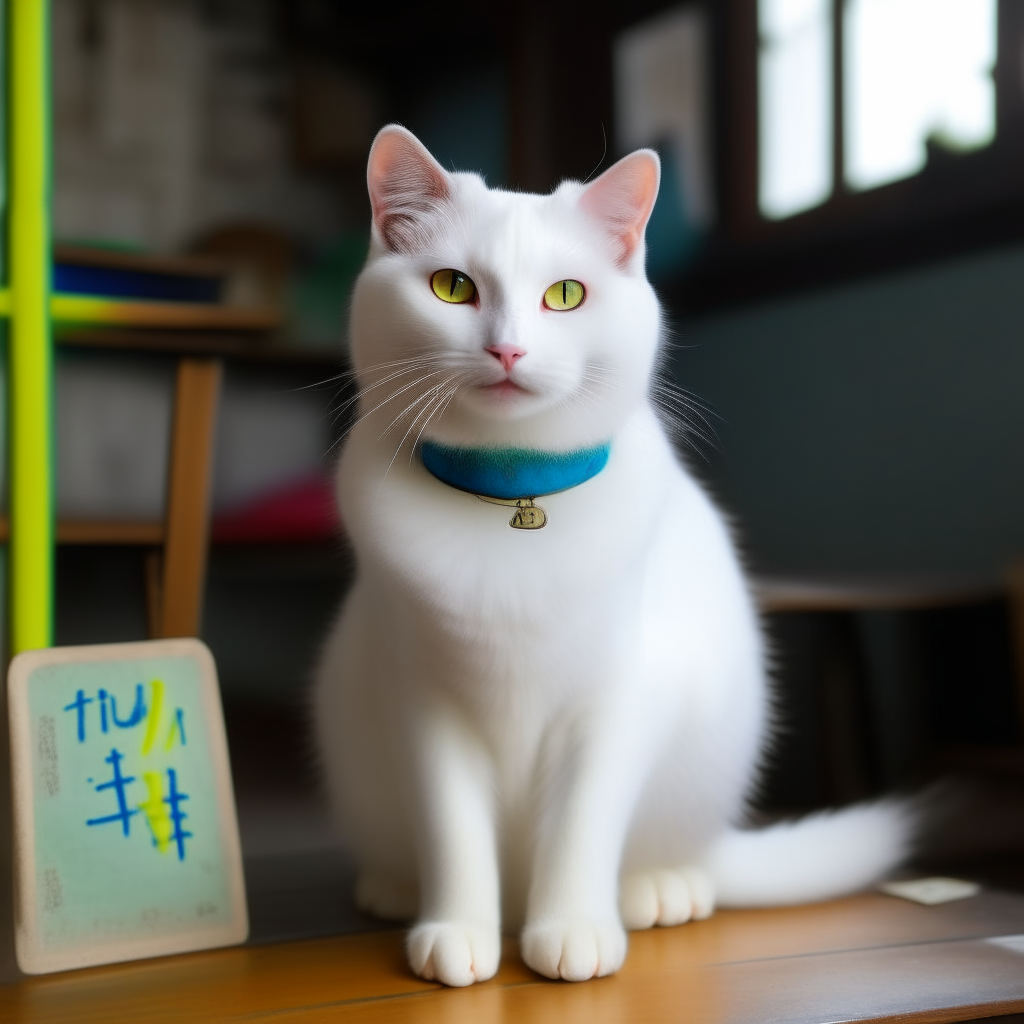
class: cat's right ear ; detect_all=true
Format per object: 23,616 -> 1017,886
579,150 -> 661,270
367,125 -> 451,253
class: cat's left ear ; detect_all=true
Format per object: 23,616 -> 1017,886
579,150 -> 661,270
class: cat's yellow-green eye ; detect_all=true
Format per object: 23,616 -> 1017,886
431,269 -> 476,304
544,279 -> 585,311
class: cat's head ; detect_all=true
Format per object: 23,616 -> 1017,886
349,125 -> 662,451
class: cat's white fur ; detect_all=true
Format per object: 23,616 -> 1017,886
313,125 -> 911,986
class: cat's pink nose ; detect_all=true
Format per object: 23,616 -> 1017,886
485,344 -> 526,373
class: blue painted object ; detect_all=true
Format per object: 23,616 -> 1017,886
420,441 -> 611,499
53,263 -> 222,303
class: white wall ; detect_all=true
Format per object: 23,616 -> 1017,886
52,0 -> 351,252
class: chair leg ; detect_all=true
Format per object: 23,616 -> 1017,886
157,357 -> 223,638
144,549 -> 163,640
1007,561 -> 1024,744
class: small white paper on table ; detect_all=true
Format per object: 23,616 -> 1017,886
987,934 -> 1024,955
879,876 -> 981,905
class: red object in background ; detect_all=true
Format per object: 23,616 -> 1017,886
212,475 -> 341,543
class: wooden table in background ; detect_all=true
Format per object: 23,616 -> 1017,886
8,322 -> 342,641
4,890 -> 1024,1023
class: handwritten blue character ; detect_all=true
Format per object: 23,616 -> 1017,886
63,689 -> 93,743
138,768 -> 192,860
85,748 -> 138,836
109,684 -> 147,729
166,769 -> 192,861
65,684 -> 150,742
168,707 -> 186,748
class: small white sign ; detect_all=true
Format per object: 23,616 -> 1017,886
987,934 -> 1024,956
8,638 -> 247,974
880,876 -> 981,905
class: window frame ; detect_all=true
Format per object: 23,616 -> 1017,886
673,0 -> 1024,313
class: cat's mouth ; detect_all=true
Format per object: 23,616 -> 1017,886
481,380 -> 530,398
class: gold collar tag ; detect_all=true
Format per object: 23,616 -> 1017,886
476,495 -> 547,530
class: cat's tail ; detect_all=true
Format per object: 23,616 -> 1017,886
706,800 -> 917,907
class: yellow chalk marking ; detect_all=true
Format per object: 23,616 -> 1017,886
165,709 -> 184,751
137,771 -> 172,854
141,679 -> 164,756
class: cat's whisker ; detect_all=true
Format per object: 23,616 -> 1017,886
652,380 -> 719,419
653,397 -> 720,445
330,353 -> 473,450
662,380 -> 712,403
655,407 -> 720,452
328,367 -> 431,427
312,355 -> 443,398
408,380 -> 461,465
576,377 -> 613,400
325,358 -> 447,425
566,386 -> 602,414
378,376 -> 460,492
651,379 -> 719,418
375,372 -> 453,440
348,377 -> 441,439
377,393 -> 436,443
661,412 -> 720,455
650,378 -> 722,452
651,414 -> 719,462
379,376 -> 457,442
324,369 -> 450,455
295,369 -> 354,392
578,365 -> 625,399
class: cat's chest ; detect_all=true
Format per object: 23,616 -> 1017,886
341,432 -> 665,621
389,490 -> 627,630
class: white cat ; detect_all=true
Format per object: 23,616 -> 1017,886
313,125 -> 911,987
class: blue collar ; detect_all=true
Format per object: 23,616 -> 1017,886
420,440 -> 611,500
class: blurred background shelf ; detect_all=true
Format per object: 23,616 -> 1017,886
0,518 -> 162,545
53,295 -> 281,331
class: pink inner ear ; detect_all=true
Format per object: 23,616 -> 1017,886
579,151 -> 661,268
367,126 -> 451,252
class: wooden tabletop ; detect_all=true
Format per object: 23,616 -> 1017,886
3,889 -> 1024,1023
754,574 -> 1001,613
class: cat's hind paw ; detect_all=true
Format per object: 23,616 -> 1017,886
354,869 -> 418,921
619,865 -> 716,930
520,921 -> 627,981
406,921 -> 500,987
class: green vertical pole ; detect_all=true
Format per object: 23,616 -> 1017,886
8,0 -> 53,653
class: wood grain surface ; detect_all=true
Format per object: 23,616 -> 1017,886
3,890 -> 1024,1023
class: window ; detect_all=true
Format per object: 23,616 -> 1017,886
757,0 -> 997,219
669,0 -> 1024,311
844,0 -> 996,191
758,0 -> 832,219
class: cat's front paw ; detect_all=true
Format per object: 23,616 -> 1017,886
406,921 -> 500,987
619,865 -> 716,930
520,920 -> 627,981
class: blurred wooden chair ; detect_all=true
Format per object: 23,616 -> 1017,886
1005,561 -> 1024,744
0,355 -> 224,639
0,352 -> 224,638
49,245 -> 281,639
143,357 -> 223,638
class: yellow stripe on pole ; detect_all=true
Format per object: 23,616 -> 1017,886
9,0 -> 54,653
